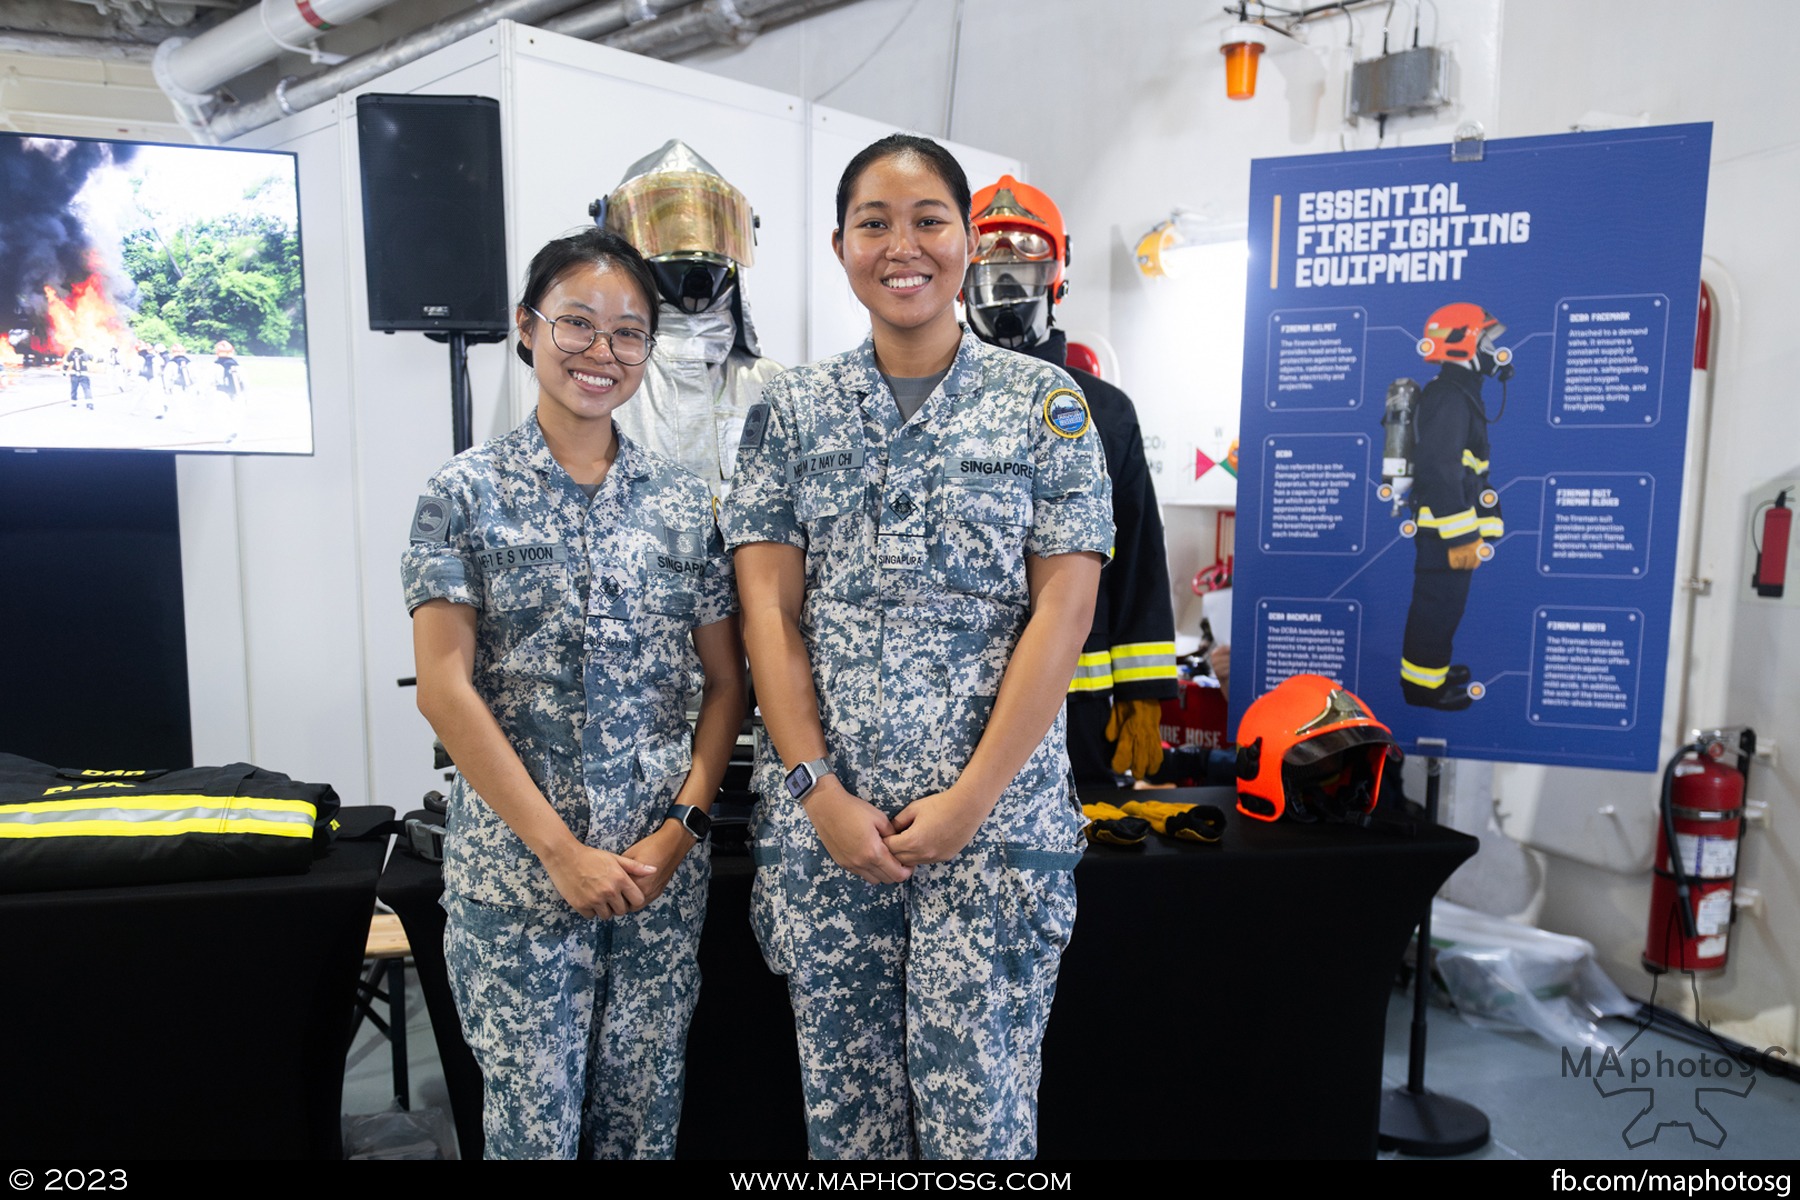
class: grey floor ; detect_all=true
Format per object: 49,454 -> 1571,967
342,965 -> 1800,1161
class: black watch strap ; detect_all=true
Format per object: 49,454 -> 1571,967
667,803 -> 711,841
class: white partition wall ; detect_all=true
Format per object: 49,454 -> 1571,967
177,21 -> 1017,812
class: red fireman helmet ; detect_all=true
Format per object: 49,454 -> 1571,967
1234,674 -> 1396,822
970,174 -> 1069,301
1419,302 -> 1504,365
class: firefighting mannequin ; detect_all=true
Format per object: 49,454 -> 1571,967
1400,303 -> 1510,710
599,140 -> 784,502
964,175 -> 1177,785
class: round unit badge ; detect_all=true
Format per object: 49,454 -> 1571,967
1043,388 -> 1091,439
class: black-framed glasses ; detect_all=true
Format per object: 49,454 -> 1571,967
525,306 -> 656,365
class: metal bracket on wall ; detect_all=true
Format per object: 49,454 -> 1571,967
1452,122 -> 1485,163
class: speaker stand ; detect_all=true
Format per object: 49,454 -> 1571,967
427,331 -> 506,454
1379,752 -> 1490,1157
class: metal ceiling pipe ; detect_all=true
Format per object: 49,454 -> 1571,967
204,0 -> 590,142
154,0 -> 399,111
540,0 -> 697,41
601,0 -> 853,58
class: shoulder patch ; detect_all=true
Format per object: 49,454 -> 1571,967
409,495 -> 451,542
1044,388 -> 1091,439
740,402 -> 769,452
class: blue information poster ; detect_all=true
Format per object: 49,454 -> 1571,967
1232,124 -> 1711,771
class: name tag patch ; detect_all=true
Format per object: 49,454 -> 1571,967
877,533 -> 927,572
789,445 -> 865,482
475,542 -> 568,572
956,459 -> 1035,483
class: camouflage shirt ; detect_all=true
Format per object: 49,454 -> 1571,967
403,413 -> 735,907
722,328 -> 1112,852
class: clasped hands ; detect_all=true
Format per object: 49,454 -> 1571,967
804,776 -> 986,885
542,819 -> 694,918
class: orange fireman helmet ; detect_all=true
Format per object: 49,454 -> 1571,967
1419,302 -> 1504,366
970,174 -> 1070,301
1234,673 -> 1396,822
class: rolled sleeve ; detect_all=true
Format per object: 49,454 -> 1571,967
721,384 -> 806,552
1026,382 -> 1114,562
400,481 -> 478,613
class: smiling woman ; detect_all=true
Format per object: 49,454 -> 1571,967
402,227 -> 746,1159
722,135 -> 1113,1160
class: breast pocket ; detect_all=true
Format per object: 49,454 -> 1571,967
936,480 -> 1033,600
478,542 -> 570,612
793,467 -> 864,523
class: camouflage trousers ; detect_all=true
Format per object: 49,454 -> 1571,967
441,847 -> 708,1159
752,829 -> 1078,1159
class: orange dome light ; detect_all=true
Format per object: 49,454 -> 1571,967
1221,22 -> 1271,100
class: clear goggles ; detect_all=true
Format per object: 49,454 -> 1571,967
604,170 -> 756,267
973,227 -> 1055,263
963,260 -> 1057,307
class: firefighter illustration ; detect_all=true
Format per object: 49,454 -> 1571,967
1382,302 -> 1513,710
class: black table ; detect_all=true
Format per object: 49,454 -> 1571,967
382,789 -> 1474,1160
0,806 -> 392,1159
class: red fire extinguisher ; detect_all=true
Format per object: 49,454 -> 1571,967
1643,730 -> 1755,974
1752,488 -> 1791,598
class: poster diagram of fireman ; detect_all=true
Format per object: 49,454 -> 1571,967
1379,302 -> 1514,710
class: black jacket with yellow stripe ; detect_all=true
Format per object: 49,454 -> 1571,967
1020,333 -> 1178,703
1412,365 -> 1504,568
0,754 -> 339,893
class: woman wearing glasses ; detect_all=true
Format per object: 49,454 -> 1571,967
404,228 -> 745,1159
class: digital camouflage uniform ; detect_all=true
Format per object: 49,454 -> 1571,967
722,328 -> 1112,1159
401,413 -> 735,1159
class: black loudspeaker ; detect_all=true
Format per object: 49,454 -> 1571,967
356,94 -> 510,334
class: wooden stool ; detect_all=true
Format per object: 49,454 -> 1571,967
353,912 -> 413,1110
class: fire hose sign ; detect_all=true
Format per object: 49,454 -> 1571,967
1233,125 -> 1712,770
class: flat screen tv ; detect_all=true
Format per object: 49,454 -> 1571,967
0,132 -> 313,455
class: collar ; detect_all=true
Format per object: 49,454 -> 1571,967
517,412 -> 653,484
847,324 -> 987,400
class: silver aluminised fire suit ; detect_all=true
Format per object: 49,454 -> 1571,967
613,286 -> 784,503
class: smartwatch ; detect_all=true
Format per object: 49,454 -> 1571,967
666,804 -> 712,841
783,756 -> 835,803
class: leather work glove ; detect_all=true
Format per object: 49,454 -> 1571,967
1081,802 -> 1151,847
1121,799 -> 1226,844
1447,540 -> 1484,571
1105,698 -> 1166,780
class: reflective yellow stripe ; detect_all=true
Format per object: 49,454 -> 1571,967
1478,516 -> 1504,538
1113,664 -> 1177,683
1111,641 -> 1176,660
1461,450 -> 1489,472
1070,651 -> 1114,693
0,794 -> 318,841
5,795 -> 319,816
1111,642 -> 1176,683
1417,505 -> 1478,538
1401,658 -> 1448,687
0,817 -> 314,840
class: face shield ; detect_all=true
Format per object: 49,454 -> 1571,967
602,140 -> 757,269
963,258 -> 1057,348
